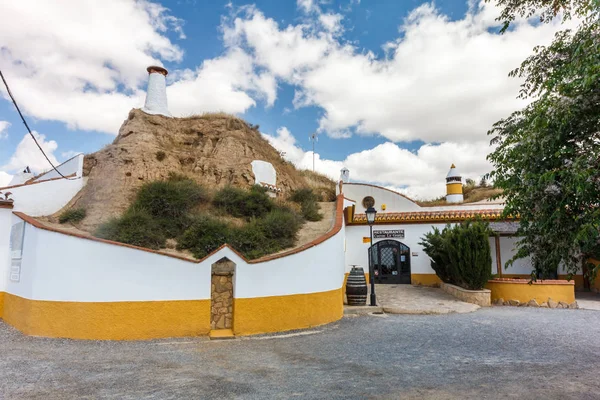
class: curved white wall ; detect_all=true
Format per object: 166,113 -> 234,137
343,183 -> 421,213
8,212 -> 345,303
8,178 -> 85,216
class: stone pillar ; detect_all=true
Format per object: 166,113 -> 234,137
210,259 -> 234,330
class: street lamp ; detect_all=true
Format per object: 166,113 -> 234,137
365,206 -> 377,306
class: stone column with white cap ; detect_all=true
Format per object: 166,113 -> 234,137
142,66 -> 171,117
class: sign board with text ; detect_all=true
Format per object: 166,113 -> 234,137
373,229 -> 405,239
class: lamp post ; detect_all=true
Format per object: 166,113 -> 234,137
365,206 -> 377,306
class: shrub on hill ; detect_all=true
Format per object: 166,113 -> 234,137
290,188 -> 323,221
96,177 -> 307,260
419,220 -> 492,290
95,208 -> 166,250
213,185 -> 273,218
130,173 -> 208,237
59,208 -> 87,224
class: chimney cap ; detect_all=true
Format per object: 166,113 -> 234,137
147,65 -> 168,76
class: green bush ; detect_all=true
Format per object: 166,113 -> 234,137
213,185 -> 273,218
131,175 -> 208,237
95,209 -> 166,250
290,188 -> 322,221
58,208 -> 87,224
419,220 -> 492,290
257,208 -> 303,245
177,215 -> 232,259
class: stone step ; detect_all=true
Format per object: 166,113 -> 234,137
209,329 -> 235,340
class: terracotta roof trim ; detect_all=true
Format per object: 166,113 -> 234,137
12,195 -> 345,265
349,208 -> 514,225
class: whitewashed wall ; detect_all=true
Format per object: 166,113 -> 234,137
8,213 -> 345,303
345,223 -> 502,276
8,178 -> 85,217
251,160 -> 277,186
0,208 -> 13,294
343,183 -> 421,213
234,225 -> 345,298
7,222 -> 211,302
30,154 -> 83,182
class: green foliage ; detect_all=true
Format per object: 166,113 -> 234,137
177,215 -> 232,259
487,4 -> 600,279
290,188 -> 323,221
95,209 -> 166,250
58,208 -> 87,224
419,220 -> 493,290
178,208 -> 303,260
155,151 -> 166,161
213,185 -> 273,219
97,178 -> 305,260
131,174 -> 208,237
487,0 -> 595,33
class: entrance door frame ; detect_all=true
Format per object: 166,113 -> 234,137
369,239 -> 411,284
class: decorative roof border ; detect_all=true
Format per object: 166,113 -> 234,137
12,195 -> 345,265
348,208 -> 515,225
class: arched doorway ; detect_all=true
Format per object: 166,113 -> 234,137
369,240 -> 411,284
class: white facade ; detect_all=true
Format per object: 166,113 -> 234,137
2,211 -> 344,304
343,183 -> 421,213
0,155 -> 85,217
446,194 -> 464,203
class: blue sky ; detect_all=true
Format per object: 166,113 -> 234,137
0,0 -> 565,198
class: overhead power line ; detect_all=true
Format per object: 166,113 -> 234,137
0,69 -> 76,180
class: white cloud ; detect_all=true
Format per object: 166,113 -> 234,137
263,126 -> 494,199
0,121 -> 10,139
2,132 -> 60,174
222,1 -> 570,143
0,0 -> 183,134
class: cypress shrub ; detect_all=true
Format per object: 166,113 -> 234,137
420,220 -> 492,290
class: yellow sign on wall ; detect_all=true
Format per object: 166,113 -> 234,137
363,237 -> 371,243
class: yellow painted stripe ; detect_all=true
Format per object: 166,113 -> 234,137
2,293 -> 211,340
0,291 -> 4,318
446,182 -> 463,195
233,288 -> 343,336
411,274 -> 442,287
486,280 -> 575,304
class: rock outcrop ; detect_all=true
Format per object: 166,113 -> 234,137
69,109 -> 330,231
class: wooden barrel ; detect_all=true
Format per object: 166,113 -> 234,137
346,267 -> 367,306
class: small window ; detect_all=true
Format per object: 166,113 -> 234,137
362,196 -> 375,208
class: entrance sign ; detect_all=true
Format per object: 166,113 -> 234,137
373,229 -> 404,239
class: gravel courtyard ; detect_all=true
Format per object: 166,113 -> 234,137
1,307 -> 599,400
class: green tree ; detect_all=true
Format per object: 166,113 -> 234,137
486,1 -> 600,280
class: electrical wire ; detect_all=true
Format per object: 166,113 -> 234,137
0,69 -> 76,180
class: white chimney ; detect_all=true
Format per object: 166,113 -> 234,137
142,66 -> 171,117
340,167 -> 350,183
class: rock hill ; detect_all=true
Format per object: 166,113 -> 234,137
68,109 -> 334,231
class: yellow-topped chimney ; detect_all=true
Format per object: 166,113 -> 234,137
445,164 -> 463,203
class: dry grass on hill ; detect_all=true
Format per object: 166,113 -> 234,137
417,186 -> 503,207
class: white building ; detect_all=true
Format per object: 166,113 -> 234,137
339,168 -> 538,286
